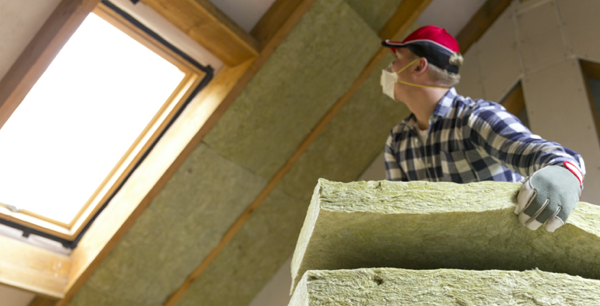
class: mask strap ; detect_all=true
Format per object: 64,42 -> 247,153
395,58 -> 449,90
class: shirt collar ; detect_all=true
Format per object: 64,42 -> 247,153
431,87 -> 457,118
404,87 -> 457,132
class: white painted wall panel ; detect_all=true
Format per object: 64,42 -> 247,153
455,41 -> 485,100
248,257 -> 293,306
0,0 -> 62,80
209,0 -> 277,32
557,0 -> 600,63
417,0 -> 487,36
477,6 -> 522,101
358,150 -> 387,181
522,59 -> 600,203
516,0 -> 567,73
0,285 -> 34,306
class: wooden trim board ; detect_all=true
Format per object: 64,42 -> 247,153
139,0 -> 259,66
0,235 -> 70,299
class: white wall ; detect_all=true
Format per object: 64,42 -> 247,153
0,0 -> 62,80
457,0 -> 600,204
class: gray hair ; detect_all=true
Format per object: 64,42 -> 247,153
427,53 -> 463,87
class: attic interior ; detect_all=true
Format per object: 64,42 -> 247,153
1,0 -> 600,305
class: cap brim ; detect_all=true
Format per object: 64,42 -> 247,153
382,40 -> 407,49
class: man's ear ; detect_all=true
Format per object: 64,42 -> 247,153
413,57 -> 428,75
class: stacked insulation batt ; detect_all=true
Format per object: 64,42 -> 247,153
290,268 -> 600,305
289,179 -> 600,304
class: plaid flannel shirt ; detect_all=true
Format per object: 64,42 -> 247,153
384,88 -> 585,182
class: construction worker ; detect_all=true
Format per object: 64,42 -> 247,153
380,25 -> 584,232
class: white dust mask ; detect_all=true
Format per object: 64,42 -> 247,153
380,58 -> 448,101
380,67 -> 398,101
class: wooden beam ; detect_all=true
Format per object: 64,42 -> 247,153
580,59 -> 600,145
455,0 -> 513,54
378,0 -> 433,40
163,0 -> 432,305
581,59 -> 600,81
500,81 -> 525,116
251,0 -> 305,47
140,0 -> 259,66
0,0 -> 100,131
0,235 -> 70,299
29,296 -> 59,306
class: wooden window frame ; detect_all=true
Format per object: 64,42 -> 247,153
0,0 -> 302,300
0,1 -> 208,241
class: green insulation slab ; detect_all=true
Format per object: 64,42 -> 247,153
290,268 -> 600,305
343,0 -> 404,32
203,0 -> 380,179
291,179 -> 600,291
279,53 -> 410,201
177,187 -> 307,306
68,143 -> 267,306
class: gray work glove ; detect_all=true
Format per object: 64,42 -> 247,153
515,162 -> 583,232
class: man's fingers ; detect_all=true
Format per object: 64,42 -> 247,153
518,212 -> 543,230
515,180 -> 536,215
516,180 -> 543,230
545,217 -> 564,232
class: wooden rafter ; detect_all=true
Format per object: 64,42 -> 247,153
140,0 -> 259,66
455,0 -> 513,54
378,0 -> 432,41
500,81 -> 526,116
28,296 -> 59,306
580,60 -> 600,145
250,0 -> 306,47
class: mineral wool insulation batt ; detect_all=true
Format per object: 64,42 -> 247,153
290,268 -> 600,305
290,179 -> 600,304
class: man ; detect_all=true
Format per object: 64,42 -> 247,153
380,25 -> 585,232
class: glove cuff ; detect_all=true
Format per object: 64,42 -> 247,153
563,161 -> 583,190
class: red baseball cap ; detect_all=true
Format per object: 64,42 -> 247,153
382,25 -> 461,73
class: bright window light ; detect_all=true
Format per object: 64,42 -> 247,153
0,13 -> 185,224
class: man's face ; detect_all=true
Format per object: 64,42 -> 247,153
390,48 -> 411,73
389,48 -> 416,101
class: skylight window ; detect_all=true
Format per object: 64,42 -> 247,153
0,2 -> 211,242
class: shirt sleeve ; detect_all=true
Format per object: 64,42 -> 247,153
466,102 -> 586,178
384,130 -> 408,181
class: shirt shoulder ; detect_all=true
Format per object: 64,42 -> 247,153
448,93 -> 508,121
454,93 -> 501,111
435,88 -> 494,119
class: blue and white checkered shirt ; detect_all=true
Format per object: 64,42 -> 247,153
384,88 -> 586,182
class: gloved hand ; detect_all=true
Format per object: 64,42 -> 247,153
515,162 -> 583,232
